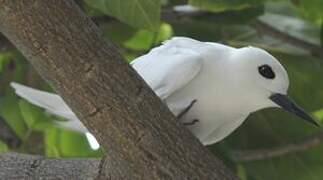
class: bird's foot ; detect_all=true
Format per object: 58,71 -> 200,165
182,119 -> 199,126
177,99 -> 197,119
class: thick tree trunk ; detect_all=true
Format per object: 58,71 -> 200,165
0,1 -> 238,179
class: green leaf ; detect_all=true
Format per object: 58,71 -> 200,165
101,21 -> 137,43
314,108 -> 323,122
85,0 -> 161,31
124,23 -> 173,51
45,128 -> 103,157
237,164 -> 249,180
294,0 -> 323,25
0,94 -> 27,139
18,99 -> 52,131
0,140 -> 8,152
44,128 -> 61,157
0,52 -> 13,72
188,0 -> 265,12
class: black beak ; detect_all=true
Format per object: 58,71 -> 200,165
269,93 -> 319,127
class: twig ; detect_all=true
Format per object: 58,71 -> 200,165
231,132 -> 323,162
252,20 -> 323,57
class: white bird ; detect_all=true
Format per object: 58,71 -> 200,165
11,37 -> 318,147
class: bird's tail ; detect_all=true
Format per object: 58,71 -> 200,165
10,82 -> 88,133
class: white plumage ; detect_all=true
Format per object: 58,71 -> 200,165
11,82 -> 87,133
11,37 -> 317,147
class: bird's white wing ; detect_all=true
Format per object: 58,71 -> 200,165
131,37 -> 204,99
11,37 -> 204,132
10,82 -> 88,133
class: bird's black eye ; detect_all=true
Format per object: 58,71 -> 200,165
258,64 -> 275,79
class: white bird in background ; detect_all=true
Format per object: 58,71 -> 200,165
11,37 -> 318,149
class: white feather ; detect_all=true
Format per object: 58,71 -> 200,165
10,82 -> 88,133
131,37 -> 203,100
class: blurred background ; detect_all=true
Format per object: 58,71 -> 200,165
0,0 -> 323,179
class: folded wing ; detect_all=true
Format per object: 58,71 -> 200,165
11,37 -> 204,133
131,37 -> 203,100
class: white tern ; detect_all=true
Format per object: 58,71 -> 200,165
11,37 -> 318,148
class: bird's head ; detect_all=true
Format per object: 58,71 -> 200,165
227,46 -> 319,126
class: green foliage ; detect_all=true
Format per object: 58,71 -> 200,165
45,128 -> 103,157
188,0 -> 267,12
0,141 -> 8,152
0,94 -> 28,139
0,52 -> 12,72
84,0 -> 161,31
101,21 -> 137,43
18,100 -> 53,131
295,0 -> 323,25
124,23 -> 173,51
1,0 -> 323,179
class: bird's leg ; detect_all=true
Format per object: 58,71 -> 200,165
182,119 -> 199,126
177,99 -> 197,119
176,99 -> 199,126
177,99 -> 199,126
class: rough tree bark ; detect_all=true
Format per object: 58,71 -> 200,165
0,1 -> 238,179
0,153 -> 100,179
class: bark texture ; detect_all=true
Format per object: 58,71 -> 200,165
0,153 -> 100,180
0,1 -> 238,179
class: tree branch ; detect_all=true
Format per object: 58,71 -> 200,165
0,1 -> 237,179
232,132 -> 323,162
0,152 -> 100,180
252,20 -> 323,57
